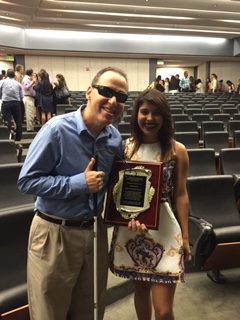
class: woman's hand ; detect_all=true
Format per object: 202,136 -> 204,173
128,219 -> 148,233
183,239 -> 191,263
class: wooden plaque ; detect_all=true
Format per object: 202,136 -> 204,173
104,160 -> 163,230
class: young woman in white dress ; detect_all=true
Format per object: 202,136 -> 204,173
110,88 -> 190,320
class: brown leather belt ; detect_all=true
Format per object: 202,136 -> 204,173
36,210 -> 94,228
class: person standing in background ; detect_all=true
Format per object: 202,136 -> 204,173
209,73 -> 218,93
205,77 -> 211,93
189,76 -> 196,92
179,71 -> 190,92
34,69 -> 53,125
226,80 -> 235,93
175,74 -> 180,91
1,70 -> 6,79
155,75 -> 164,93
218,80 -> 225,94
169,75 -> 179,94
0,68 -> 23,141
15,64 -> 25,123
164,77 -> 169,93
237,79 -> 240,95
17,66 -> 129,320
21,68 -> 37,132
53,73 -> 71,115
195,79 -> 204,94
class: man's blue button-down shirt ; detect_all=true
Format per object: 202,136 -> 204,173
18,106 -> 123,220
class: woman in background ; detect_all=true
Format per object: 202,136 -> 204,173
195,79 -> 204,94
155,75 -> 165,93
53,74 -> 71,114
34,69 -> 53,125
205,77 -> 211,93
226,80 -> 235,93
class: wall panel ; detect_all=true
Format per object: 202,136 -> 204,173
25,56 -> 149,91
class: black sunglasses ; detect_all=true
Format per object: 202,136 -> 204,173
92,85 -> 128,103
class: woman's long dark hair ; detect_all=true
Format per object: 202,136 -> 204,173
38,69 -> 52,96
129,89 -> 175,162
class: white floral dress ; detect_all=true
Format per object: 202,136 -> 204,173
109,140 -> 185,283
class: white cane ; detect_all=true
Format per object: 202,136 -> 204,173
93,155 -> 98,320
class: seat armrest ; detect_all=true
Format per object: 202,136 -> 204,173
17,144 -> 23,163
188,216 -> 213,268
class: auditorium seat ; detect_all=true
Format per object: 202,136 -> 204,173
227,120 -> 240,138
212,113 -> 230,130
174,121 -> 198,133
219,148 -> 240,206
185,108 -> 202,120
0,163 -> 35,317
187,175 -> 240,283
0,126 -> 11,140
0,164 -> 34,210
174,132 -> 199,149
0,140 -> 23,164
191,114 -> 210,129
187,148 -> 217,177
117,122 -> 130,134
170,107 -> 183,114
56,104 -> 73,115
203,131 -> 229,157
201,120 -> 224,140
221,107 -> 238,119
202,107 -> 220,120
171,114 -> 189,122
233,130 -> 240,147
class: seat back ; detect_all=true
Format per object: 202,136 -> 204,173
219,148 -> 240,175
187,148 -> 216,177
170,107 -> 183,114
201,120 -> 224,139
233,130 -> 240,147
174,132 -> 199,149
0,163 -> 34,314
174,121 -> 198,132
228,120 -> 240,138
192,114 -> 210,128
0,140 -> 18,164
203,131 -> 229,155
221,107 -> 238,119
0,126 -> 11,139
56,104 -> 73,115
0,164 -> 34,210
171,114 -> 189,122
187,175 -> 240,228
118,122 -> 131,134
213,113 -> 230,130
185,108 -> 202,120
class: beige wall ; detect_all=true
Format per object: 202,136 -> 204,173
210,62 -> 240,90
25,56 -> 149,92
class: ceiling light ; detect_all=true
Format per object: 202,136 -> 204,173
86,24 -> 237,37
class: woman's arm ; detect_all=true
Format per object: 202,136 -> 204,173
173,141 -> 191,262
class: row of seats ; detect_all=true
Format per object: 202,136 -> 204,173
0,163 -> 34,318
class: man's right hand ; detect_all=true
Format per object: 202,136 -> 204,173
84,158 -> 105,193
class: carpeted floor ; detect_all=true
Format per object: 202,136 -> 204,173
105,267 -> 240,320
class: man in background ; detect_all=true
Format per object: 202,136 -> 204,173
179,71 -> 190,92
0,68 -> 23,141
15,64 -> 25,123
21,68 -> 36,132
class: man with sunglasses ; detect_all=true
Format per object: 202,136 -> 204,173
18,66 -> 129,320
